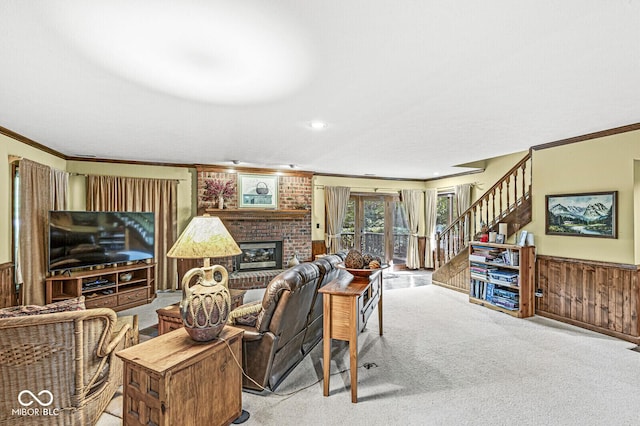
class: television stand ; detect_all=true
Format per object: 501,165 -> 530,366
45,263 -> 156,311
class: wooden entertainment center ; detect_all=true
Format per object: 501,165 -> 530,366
45,263 -> 156,311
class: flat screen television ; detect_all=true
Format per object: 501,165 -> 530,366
49,211 -> 155,272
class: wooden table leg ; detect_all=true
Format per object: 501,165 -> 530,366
350,297 -> 358,403
378,274 -> 383,336
323,294 -> 331,397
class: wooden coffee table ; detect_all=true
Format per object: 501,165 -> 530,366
156,289 -> 246,335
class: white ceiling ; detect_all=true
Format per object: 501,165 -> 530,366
1,1 -> 639,179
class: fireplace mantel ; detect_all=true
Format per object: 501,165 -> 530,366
205,208 -> 309,221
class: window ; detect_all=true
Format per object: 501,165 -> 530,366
337,193 -> 408,265
436,192 -> 455,233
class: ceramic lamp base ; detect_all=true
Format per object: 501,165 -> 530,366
180,265 -> 232,341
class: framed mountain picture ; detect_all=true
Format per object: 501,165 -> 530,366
545,191 -> 617,238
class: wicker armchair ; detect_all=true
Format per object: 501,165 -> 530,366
0,308 -> 134,425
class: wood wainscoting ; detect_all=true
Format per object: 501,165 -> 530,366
312,240 -> 327,259
0,262 -> 16,308
536,255 -> 639,343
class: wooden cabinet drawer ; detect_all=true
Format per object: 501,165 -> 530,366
85,294 -> 117,309
118,288 -> 148,306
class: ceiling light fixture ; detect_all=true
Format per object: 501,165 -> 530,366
309,121 -> 328,130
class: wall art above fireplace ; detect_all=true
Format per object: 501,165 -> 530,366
238,173 -> 278,208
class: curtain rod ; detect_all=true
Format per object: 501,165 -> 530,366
69,172 -> 187,182
314,184 -> 401,193
314,182 -> 479,192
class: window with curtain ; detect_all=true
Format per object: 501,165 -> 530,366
16,159 -> 68,305
436,192 -> 455,233
86,175 -> 178,291
337,193 -> 408,264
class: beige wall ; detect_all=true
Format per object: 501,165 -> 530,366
529,130 -> 640,264
0,134 -> 196,265
424,150 -> 529,203
313,151 -> 529,242
312,175 -> 425,241
0,134 -> 67,263
66,161 -> 194,233
4,128 -> 640,267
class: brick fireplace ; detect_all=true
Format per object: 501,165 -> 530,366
193,166 -> 313,290
235,240 -> 283,272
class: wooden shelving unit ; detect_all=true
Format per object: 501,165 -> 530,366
45,263 -> 156,311
468,241 -> 534,318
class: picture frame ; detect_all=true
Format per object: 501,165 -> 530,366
517,230 -> 528,246
495,234 -> 505,244
545,191 -> 617,238
238,173 -> 278,208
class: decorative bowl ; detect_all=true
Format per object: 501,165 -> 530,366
119,272 -> 133,282
336,262 -> 389,277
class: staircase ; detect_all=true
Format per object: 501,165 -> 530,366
432,152 -> 533,292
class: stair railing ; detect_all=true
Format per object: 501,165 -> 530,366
435,151 -> 532,268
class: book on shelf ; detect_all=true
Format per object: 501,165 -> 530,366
492,287 -> 519,301
492,295 -> 519,310
488,270 -> 519,286
485,282 -> 494,303
470,245 -> 502,262
469,254 -> 486,263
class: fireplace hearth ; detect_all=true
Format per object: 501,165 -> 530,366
234,240 -> 283,272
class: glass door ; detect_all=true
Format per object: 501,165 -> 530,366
339,193 -> 408,265
362,198 -> 385,259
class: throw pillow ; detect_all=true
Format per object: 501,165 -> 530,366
0,296 -> 86,318
228,301 -> 262,327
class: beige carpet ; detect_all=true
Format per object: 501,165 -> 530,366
101,282 -> 640,425
240,285 -> 640,425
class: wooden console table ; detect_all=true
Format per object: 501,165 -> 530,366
117,326 -> 244,426
319,269 -> 383,403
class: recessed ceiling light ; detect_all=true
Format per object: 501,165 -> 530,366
231,160 -> 240,165
73,154 -> 97,158
433,172 -> 440,176
309,121 -> 328,130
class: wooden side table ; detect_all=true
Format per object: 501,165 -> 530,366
319,269 -> 383,403
117,326 -> 244,426
156,289 -> 246,335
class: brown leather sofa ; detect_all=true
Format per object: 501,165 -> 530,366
229,253 -> 345,392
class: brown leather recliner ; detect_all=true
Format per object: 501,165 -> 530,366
301,253 -> 345,354
232,262 -> 322,391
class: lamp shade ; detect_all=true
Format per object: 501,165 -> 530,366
167,215 -> 241,259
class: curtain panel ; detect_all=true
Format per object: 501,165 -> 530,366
324,186 -> 350,254
18,159 -> 69,305
424,189 -> 437,269
86,175 -> 178,291
455,183 -> 472,244
400,189 -> 422,269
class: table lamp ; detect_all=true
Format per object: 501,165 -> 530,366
167,215 -> 241,341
